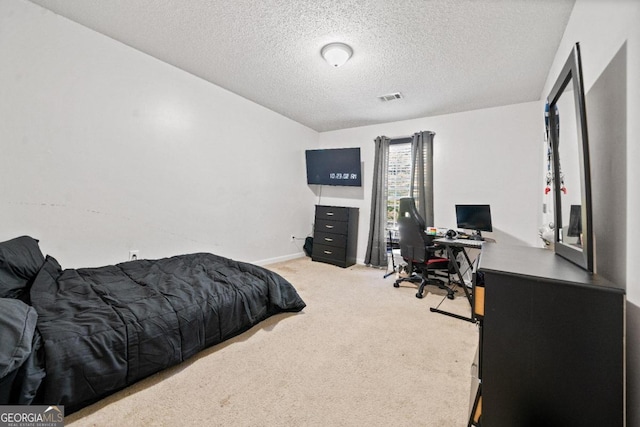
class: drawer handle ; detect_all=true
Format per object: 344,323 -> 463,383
324,238 -> 333,242
326,212 -> 334,216
324,250 -> 333,255
325,225 -> 334,229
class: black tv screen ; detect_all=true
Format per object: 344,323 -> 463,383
305,148 -> 361,187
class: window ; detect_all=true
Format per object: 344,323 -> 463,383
387,142 -> 411,237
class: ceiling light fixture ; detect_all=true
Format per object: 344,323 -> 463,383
321,42 -> 353,68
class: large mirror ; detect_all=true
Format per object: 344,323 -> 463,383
548,43 -> 594,272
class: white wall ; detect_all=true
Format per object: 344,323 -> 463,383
318,101 -> 543,263
0,0 -> 318,268
541,0 -> 640,304
540,1 -> 640,423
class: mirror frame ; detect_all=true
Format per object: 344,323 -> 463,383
548,43 -> 594,272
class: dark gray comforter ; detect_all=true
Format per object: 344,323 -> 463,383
0,298 -> 43,405
24,252 -> 305,413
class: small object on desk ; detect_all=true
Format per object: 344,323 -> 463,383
445,229 -> 458,240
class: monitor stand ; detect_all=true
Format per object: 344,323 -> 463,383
471,230 -> 484,241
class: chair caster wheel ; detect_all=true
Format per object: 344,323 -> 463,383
447,293 -> 454,300
393,282 -> 400,288
416,292 -> 424,299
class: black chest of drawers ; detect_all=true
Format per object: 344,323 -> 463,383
469,243 -> 625,427
311,205 -> 358,268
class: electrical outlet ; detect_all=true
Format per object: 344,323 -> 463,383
129,250 -> 139,261
290,235 -> 295,241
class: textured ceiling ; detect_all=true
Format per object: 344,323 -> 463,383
26,0 -> 575,132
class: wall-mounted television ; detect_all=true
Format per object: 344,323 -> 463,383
305,147 -> 361,187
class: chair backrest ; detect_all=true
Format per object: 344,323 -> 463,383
397,197 -> 435,264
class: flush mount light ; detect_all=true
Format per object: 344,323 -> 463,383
321,42 -> 353,67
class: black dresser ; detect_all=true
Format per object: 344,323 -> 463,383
469,243 -> 625,427
312,205 -> 358,268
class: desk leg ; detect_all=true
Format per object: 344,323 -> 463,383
429,245 -> 475,323
383,230 -> 398,278
430,306 -> 475,323
448,246 -> 474,306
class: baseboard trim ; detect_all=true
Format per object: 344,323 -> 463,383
255,252 -> 306,266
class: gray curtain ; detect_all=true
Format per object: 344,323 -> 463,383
365,136 -> 390,267
410,131 -> 435,226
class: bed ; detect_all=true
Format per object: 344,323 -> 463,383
0,236 -> 306,413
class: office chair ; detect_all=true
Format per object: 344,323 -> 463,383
393,197 -> 454,299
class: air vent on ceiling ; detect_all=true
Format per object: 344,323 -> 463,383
378,92 -> 403,102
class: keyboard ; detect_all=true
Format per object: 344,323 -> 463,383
435,237 -> 484,248
459,239 -> 483,248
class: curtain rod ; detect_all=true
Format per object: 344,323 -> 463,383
387,130 -> 435,144
389,137 -> 411,144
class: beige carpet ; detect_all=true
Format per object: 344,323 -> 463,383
65,257 -> 478,426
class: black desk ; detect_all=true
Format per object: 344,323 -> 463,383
431,238 -> 485,322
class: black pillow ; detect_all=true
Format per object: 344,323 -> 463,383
0,236 -> 46,299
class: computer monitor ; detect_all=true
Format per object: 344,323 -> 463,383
455,204 -> 493,240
